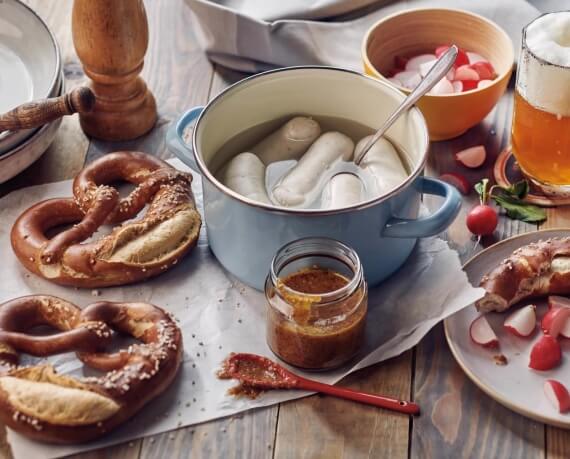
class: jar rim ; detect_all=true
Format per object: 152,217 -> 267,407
268,237 -> 364,304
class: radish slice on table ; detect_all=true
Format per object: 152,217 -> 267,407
504,305 -> 536,338
393,70 -> 422,89
544,380 -> 570,413
470,61 -> 496,80
470,315 -> 499,348
455,65 -> 480,81
455,145 -> 486,168
439,172 -> 470,195
429,78 -> 454,95
405,54 -> 436,71
529,335 -> 561,371
467,51 -> 486,64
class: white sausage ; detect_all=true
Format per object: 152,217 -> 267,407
252,116 -> 321,165
356,135 -> 408,195
272,132 -> 354,208
221,152 -> 270,204
321,173 -> 364,209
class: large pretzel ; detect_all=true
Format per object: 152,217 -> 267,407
0,295 -> 182,444
11,151 -> 202,287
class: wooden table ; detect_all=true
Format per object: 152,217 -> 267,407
2,1 -> 569,458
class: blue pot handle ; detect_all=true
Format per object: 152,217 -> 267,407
382,176 -> 461,238
166,106 -> 205,173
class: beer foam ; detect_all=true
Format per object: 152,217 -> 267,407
518,12 -> 570,116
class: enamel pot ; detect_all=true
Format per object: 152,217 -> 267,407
167,67 -> 461,290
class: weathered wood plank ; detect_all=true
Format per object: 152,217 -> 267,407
274,352 -> 412,459
411,90 -> 544,458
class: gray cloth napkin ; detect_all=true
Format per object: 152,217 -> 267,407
185,0 -> 565,72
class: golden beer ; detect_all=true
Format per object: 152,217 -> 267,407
511,12 -> 570,191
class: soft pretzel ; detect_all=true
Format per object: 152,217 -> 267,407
11,151 -> 202,287
476,237 -> 570,312
0,295 -> 182,444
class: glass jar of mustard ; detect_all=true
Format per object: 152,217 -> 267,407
265,237 -> 368,370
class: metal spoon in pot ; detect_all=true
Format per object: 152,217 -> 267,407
266,45 -> 458,208
218,352 -> 420,415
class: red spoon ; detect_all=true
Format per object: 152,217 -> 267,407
219,353 -> 420,415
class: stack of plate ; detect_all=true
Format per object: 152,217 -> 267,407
0,0 -> 63,183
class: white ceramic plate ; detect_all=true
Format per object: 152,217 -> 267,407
445,229 -> 570,428
0,0 -> 61,153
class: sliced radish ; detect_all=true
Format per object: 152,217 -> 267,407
439,172 -> 470,195
548,296 -> 570,310
446,67 -> 456,81
429,77 -> 454,95
455,145 -> 486,168
461,80 -> 479,91
529,335 -> 561,371
405,54 -> 436,71
435,45 -> 469,67
504,305 -> 536,338
470,315 -> 499,348
470,61 -> 496,80
452,81 -> 463,93
394,55 -> 409,70
478,79 -> 493,89
467,51 -> 486,64
393,70 -> 421,89
387,77 -> 402,86
542,306 -> 570,338
455,65 -> 480,81
419,60 -> 437,77
544,380 -> 570,413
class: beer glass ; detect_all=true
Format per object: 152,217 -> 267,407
511,12 -> 570,193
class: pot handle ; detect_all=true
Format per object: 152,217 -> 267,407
166,106 -> 204,173
382,176 -> 461,238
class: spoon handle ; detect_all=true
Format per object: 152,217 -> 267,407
0,87 -> 95,133
297,377 -> 420,415
354,45 -> 458,165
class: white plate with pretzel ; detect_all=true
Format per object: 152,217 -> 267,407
445,229 -> 570,428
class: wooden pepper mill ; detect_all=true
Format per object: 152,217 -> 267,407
72,0 -> 157,141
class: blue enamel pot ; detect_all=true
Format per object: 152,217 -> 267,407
167,67 -> 460,291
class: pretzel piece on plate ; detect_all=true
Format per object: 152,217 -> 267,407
11,151 -> 202,287
0,295 -> 182,444
476,237 -> 570,312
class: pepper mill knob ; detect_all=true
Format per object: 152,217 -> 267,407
71,0 -> 157,141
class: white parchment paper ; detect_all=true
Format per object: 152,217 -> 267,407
0,160 -> 484,459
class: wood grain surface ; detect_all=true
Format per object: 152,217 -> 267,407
0,1 -> 568,459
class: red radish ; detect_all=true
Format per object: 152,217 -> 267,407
461,80 -> 479,91
470,315 -> 499,348
429,78 -> 454,95
466,205 -> 498,236
394,55 -> 409,69
504,305 -> 536,337
549,296 -> 570,310
439,172 -> 470,195
529,335 -> 562,371
452,81 -> 463,93
435,45 -> 469,67
446,68 -> 456,81
544,380 -> 570,413
478,79 -> 493,89
467,51 -> 486,64
470,61 -> 496,80
542,307 -> 570,338
455,65 -> 480,81
455,145 -> 486,168
393,70 -> 421,89
405,54 -> 436,71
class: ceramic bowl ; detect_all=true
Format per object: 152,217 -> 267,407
0,0 -> 61,154
0,75 -> 63,184
362,8 -> 514,140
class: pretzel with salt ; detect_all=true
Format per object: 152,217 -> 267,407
0,295 -> 182,444
11,151 -> 202,287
